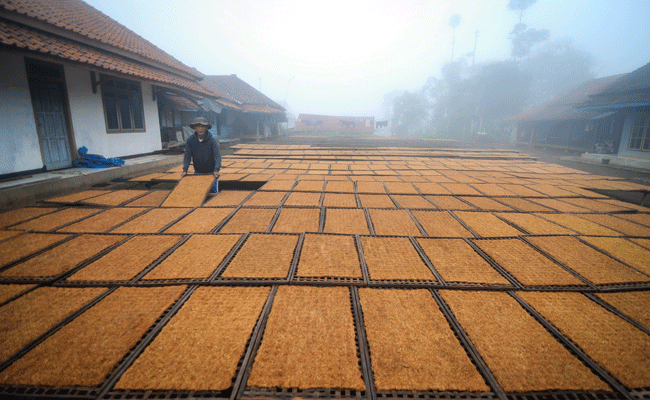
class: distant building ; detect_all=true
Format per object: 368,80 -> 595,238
294,114 -> 375,135
508,61 -> 650,164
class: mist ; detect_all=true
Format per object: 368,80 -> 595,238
85,0 -> 650,123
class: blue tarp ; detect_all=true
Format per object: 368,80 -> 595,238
73,146 -> 125,168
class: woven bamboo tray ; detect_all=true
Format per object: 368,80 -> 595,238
575,214 -> 650,236
492,197 -> 554,212
391,195 -> 435,209
12,208 -> 101,232
161,175 -> 214,207
358,194 -> 396,208
142,235 -> 241,280
519,291 -> 650,389
282,191 -> 322,207
454,212 -> 522,237
359,288 -> 488,391
221,234 -> 298,278
410,211 -> 473,237
323,208 -> 370,235
412,182 -> 451,195
271,208 -> 320,233
292,180 -> 325,192
528,198 -> 591,213
111,208 -> 190,234
426,196 -> 476,210
219,208 -> 276,233
360,237 -> 435,281
0,286 -> 185,387
440,290 -> 609,392
0,233 -> 71,267
322,193 -> 358,208
526,236 -> 649,285
296,234 -> 362,278
1,234 -> 125,278
459,197 -> 514,212
58,207 -> 147,233
536,214 -> 621,236
368,209 -> 422,236
81,190 -> 149,206
493,213 -> 574,235
67,235 -> 180,282
43,190 -> 110,204
247,286 -> 365,390
165,208 -> 235,233
203,191 -> 253,207
474,238 -> 585,286
579,236 -> 650,274
114,286 -> 269,390
244,191 -> 287,207
0,284 -> 36,304
468,183 -> 517,197
125,190 -> 170,207
0,207 -> 58,229
356,181 -> 387,194
384,182 -> 419,195
417,238 -> 509,284
324,180 -> 355,193
596,291 -> 650,329
259,180 -> 296,191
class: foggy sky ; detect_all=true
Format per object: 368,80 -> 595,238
84,0 -> 650,119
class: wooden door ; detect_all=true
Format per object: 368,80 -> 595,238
26,59 -> 73,170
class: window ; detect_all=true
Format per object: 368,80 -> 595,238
100,74 -> 145,132
628,107 -> 650,151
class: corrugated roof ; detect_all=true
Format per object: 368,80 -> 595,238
506,75 -> 625,122
200,74 -> 285,112
0,0 -> 202,79
0,19 -> 217,97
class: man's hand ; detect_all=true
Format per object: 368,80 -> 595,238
180,171 -> 187,178
213,171 -> 220,179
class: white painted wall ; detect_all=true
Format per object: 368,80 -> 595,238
0,53 -> 45,174
65,66 -> 162,159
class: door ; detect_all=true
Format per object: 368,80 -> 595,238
26,59 -> 73,170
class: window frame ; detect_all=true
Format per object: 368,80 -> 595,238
99,74 -> 146,133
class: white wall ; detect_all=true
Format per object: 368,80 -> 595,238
65,66 -> 162,159
0,53 -> 45,174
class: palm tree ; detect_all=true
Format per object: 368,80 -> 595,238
449,14 -> 461,62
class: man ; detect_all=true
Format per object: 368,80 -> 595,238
181,117 -> 221,193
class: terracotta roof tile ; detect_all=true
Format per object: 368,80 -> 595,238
1,0 -> 201,78
0,19 -> 218,97
200,75 -> 285,112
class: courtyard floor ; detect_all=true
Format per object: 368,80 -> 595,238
1,143 -> 649,400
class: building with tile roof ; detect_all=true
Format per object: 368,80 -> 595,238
198,75 -> 286,140
0,0 -> 226,176
294,114 -> 375,135
508,61 -> 650,162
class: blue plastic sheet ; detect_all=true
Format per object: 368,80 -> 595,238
73,146 -> 125,168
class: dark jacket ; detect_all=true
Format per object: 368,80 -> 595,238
183,132 -> 221,173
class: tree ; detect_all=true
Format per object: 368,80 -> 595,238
391,91 -> 430,137
449,14 -> 461,61
507,0 -> 548,59
508,0 -> 538,23
521,38 -> 596,106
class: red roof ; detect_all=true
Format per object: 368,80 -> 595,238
1,0 -> 201,79
0,19 -> 217,97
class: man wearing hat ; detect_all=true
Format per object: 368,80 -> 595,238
181,117 -> 221,193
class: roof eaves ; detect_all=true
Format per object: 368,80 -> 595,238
0,3 -> 203,81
